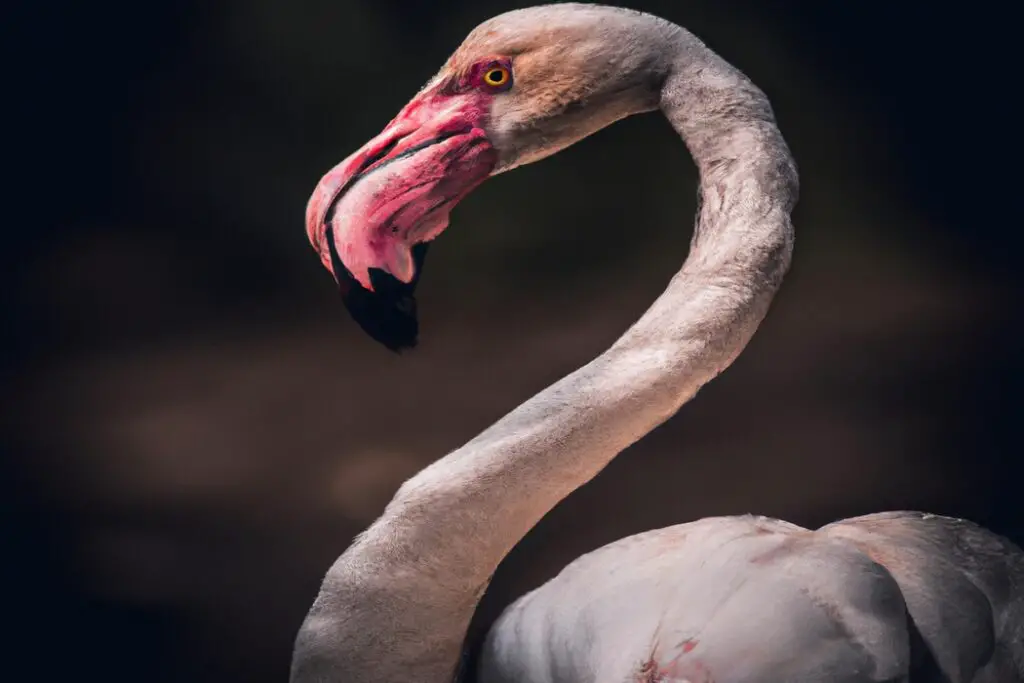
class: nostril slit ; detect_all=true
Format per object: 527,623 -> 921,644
372,137 -> 402,165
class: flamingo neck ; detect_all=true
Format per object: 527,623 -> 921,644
290,28 -> 797,683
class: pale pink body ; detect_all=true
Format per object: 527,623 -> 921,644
482,513 -> 1023,682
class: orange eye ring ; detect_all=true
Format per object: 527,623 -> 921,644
482,65 -> 511,89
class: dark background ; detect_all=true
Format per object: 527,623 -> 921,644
4,1 -> 1020,681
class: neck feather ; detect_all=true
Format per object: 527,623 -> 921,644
290,26 -> 798,683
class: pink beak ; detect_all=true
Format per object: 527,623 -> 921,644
305,87 -> 497,351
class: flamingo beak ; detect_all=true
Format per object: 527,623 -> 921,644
306,90 -> 497,351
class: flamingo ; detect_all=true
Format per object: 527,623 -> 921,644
292,4 -> 1024,682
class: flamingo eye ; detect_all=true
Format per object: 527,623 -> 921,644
481,65 -> 512,90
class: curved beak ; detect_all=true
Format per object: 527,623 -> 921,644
306,88 -> 497,351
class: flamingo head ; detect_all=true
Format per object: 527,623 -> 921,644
306,5 -> 668,351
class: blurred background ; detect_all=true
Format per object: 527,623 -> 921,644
4,1 -> 1020,681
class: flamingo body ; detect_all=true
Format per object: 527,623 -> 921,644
481,513 -> 1024,682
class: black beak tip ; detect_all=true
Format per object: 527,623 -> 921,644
325,225 -> 430,353
339,281 -> 420,353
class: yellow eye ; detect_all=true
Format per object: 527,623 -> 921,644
482,66 -> 511,89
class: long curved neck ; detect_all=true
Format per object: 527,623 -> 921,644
291,28 -> 798,683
